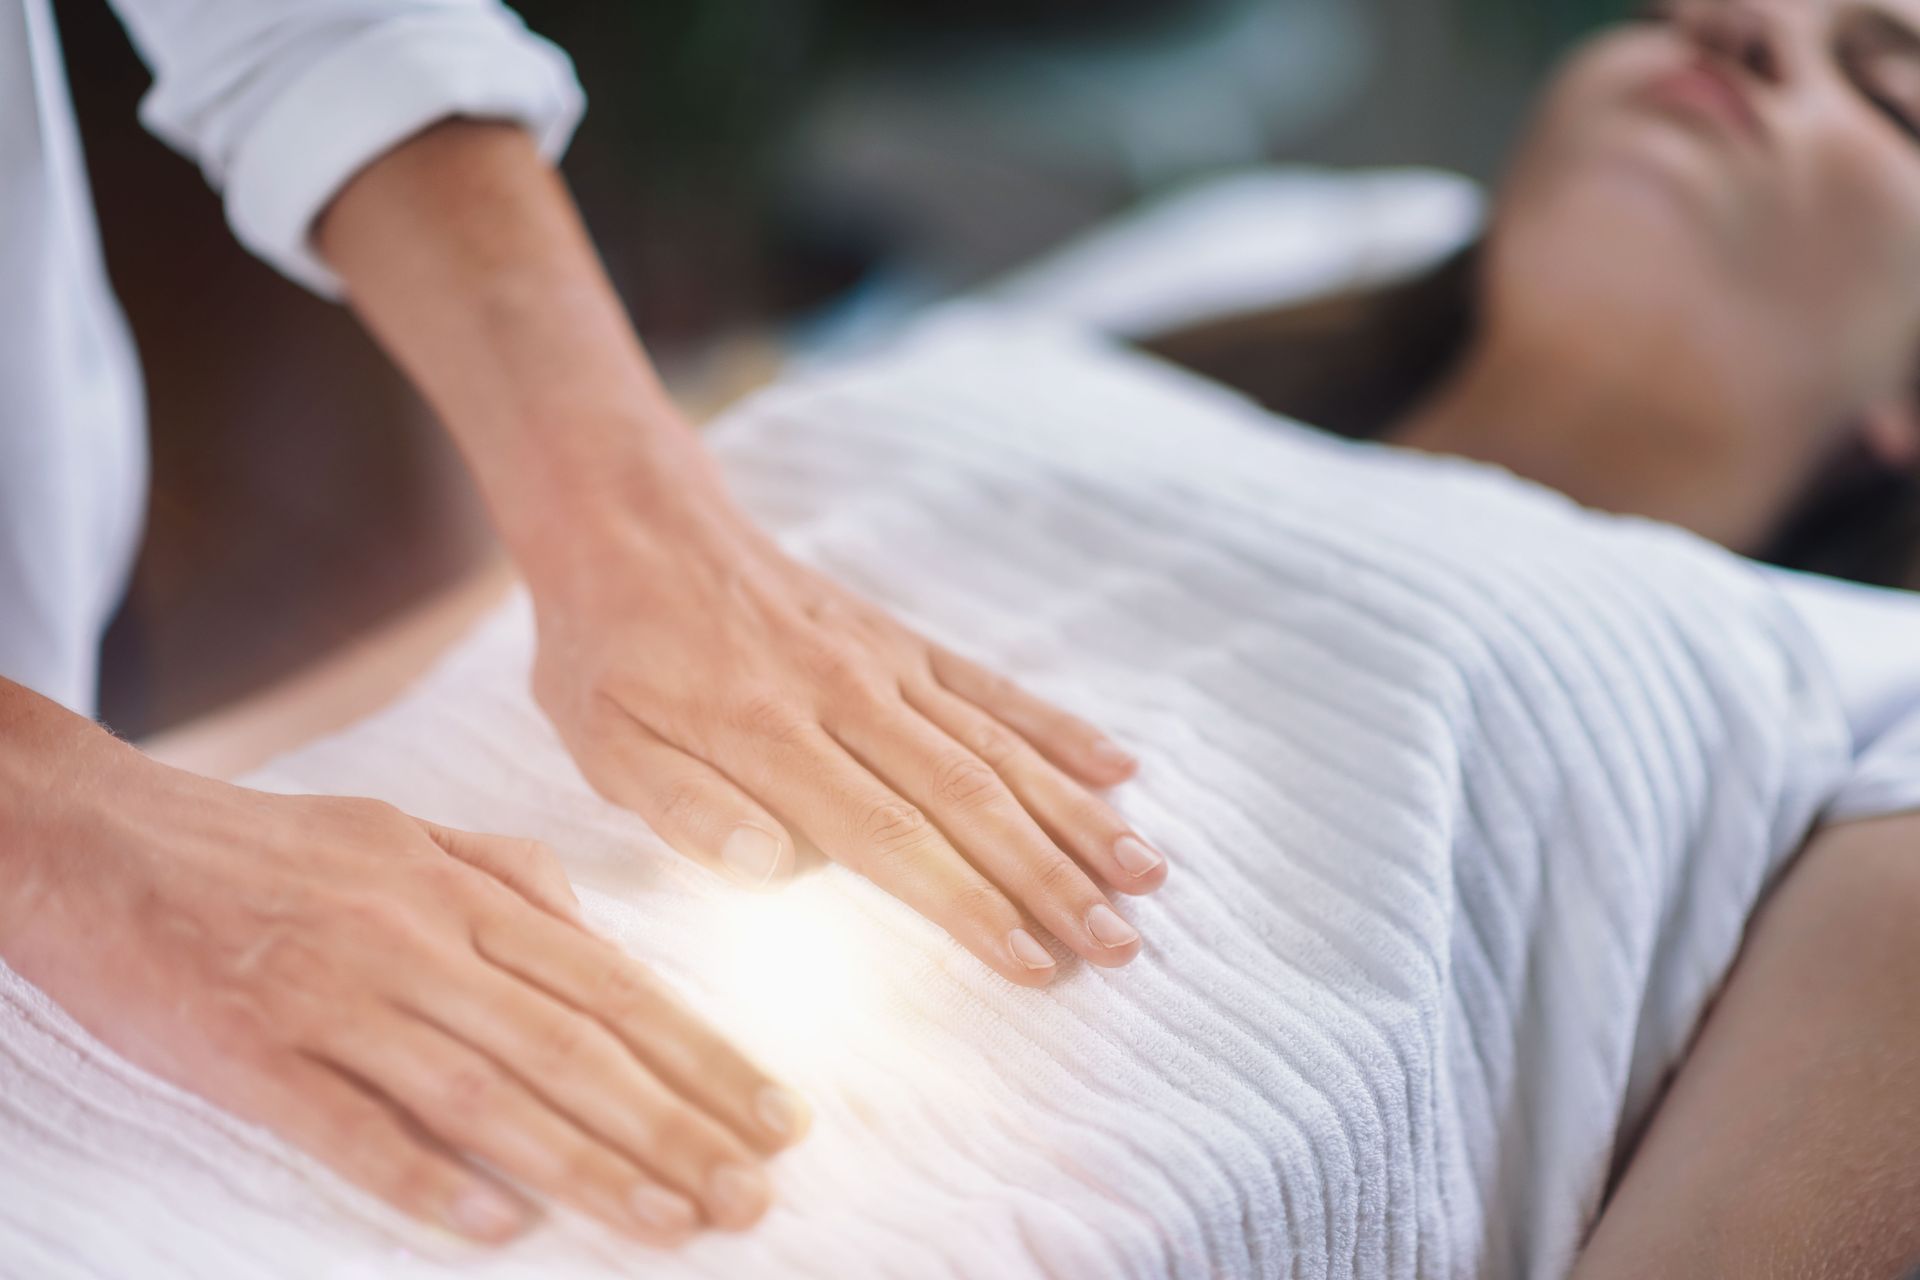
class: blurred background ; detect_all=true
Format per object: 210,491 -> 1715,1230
53,0 -> 1630,738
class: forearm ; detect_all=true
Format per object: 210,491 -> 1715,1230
0,679 -> 143,946
1573,815 -> 1920,1278
313,120 -> 726,581
311,119 -> 1157,983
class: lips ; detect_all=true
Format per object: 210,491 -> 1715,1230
1640,60 -> 1767,145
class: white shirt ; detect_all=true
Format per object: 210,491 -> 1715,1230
0,0 -> 581,715
1765,568 -> 1920,821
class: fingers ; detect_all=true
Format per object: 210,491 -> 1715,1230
929,645 -> 1138,787
728,709 -> 1057,987
251,1052 -> 534,1245
904,681 -> 1168,895
393,956 -> 774,1231
317,1011 -> 703,1246
470,903 -> 809,1155
831,707 -> 1142,970
574,705 -> 797,892
423,823 -> 585,926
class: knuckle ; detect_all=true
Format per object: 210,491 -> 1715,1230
934,753 -> 1003,810
534,1016 -> 595,1072
343,797 -> 413,839
860,799 -> 931,853
378,1152 -> 448,1214
326,890 -> 429,946
509,837 -> 559,870
1068,796 -> 1128,842
731,693 -> 813,748
196,999 -> 272,1062
323,1099 -> 387,1155
642,1031 -> 711,1086
646,1105 -> 721,1164
436,1064 -> 498,1120
593,961 -> 659,1019
554,1142 -> 614,1190
1031,854 -> 1091,900
948,879 -> 1014,927
415,855 -> 484,904
654,779 -> 710,837
960,718 -> 1020,769
972,666 -> 1018,703
799,637 -> 868,689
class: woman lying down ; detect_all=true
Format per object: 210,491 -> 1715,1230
10,1 -> 1920,1276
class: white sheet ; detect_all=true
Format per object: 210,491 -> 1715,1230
972,163 -> 1920,827
4,312 -> 1892,1279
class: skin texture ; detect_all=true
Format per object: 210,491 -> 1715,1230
1396,0 -> 1920,550
26,0 -> 1920,1262
5,90 -> 1165,1252
1384,2 -> 1920,1271
0,678 -> 804,1246
1571,814 -> 1920,1278
313,122 -> 1169,991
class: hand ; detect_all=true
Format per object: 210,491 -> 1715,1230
526,491 -> 1170,988
0,754 -> 807,1247
309,120 -> 1166,983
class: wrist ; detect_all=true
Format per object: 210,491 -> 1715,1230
0,691 -> 154,946
487,406 -> 748,588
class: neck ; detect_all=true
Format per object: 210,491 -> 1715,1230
1389,320 -> 1804,552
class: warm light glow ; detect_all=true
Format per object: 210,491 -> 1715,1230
698,888 -> 889,1073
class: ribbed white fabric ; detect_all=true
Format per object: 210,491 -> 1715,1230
0,312 -> 1875,1278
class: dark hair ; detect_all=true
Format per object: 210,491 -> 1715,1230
1136,248 -> 1920,590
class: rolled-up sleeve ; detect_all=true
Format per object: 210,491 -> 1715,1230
109,0 -> 586,296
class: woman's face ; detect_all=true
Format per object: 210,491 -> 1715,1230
1490,0 -> 1920,457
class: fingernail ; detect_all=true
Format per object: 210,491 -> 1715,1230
628,1184 -> 697,1234
721,826 -> 784,888
446,1184 -> 526,1242
707,1163 -> 772,1227
1086,904 -> 1140,949
1113,835 -> 1164,878
1008,928 -> 1056,971
1091,739 -> 1137,773
756,1085 -> 811,1143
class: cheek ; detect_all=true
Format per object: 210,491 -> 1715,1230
1797,126 -> 1920,384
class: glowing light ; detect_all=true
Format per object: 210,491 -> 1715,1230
696,888 -> 888,1072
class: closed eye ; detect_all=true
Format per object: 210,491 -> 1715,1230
1839,12 -> 1920,145
1864,82 -> 1920,140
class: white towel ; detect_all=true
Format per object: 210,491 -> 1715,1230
0,313 -> 1860,1279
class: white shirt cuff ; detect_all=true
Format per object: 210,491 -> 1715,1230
214,12 -> 585,298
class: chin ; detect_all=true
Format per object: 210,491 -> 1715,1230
1496,118 -> 1744,291
1486,177 -> 1734,353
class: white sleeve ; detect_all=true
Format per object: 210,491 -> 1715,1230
107,0 -> 586,297
1827,709 -> 1920,825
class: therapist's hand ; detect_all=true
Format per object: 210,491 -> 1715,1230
0,722 -> 806,1248
315,120 -> 1168,986
522,476 -> 1169,987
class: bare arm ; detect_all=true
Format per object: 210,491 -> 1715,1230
314,120 -> 1170,984
1573,812 -> 1920,1278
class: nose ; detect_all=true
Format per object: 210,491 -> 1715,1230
1673,0 -> 1784,83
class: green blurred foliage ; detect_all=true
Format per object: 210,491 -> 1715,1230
509,0 -> 1206,191
1461,0 -> 1639,55
512,1 -> 827,191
